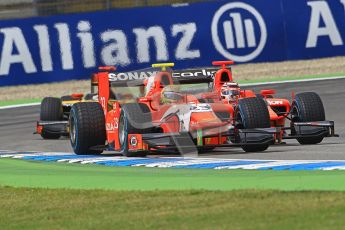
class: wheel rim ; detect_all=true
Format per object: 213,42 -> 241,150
119,114 -> 125,147
291,104 -> 300,122
70,116 -> 76,145
235,110 -> 244,129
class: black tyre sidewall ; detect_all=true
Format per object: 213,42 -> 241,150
69,102 -> 105,155
40,97 -> 63,139
69,107 -> 80,153
236,97 -> 270,152
40,97 -> 63,121
292,92 -> 325,122
118,109 -> 129,153
120,103 -> 151,157
292,92 -> 325,144
237,97 -> 270,129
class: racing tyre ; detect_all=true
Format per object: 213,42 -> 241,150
69,102 -> 106,155
119,103 -> 153,157
255,94 -> 264,100
236,97 -> 271,152
40,97 -> 63,139
292,92 -> 325,144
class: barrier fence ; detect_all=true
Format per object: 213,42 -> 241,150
0,0 -> 209,19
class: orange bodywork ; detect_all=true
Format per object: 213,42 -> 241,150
105,101 -> 121,150
36,124 -> 43,134
209,60 -> 297,141
190,112 -> 225,131
128,134 -> 143,151
94,66 -> 236,153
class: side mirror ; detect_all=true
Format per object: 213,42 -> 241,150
71,93 -> 84,99
260,89 -> 276,97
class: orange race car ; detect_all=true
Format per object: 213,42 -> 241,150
66,63 -> 279,156
202,60 -> 338,145
35,93 -> 97,139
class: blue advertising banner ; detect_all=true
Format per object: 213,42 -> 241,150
0,0 -> 345,86
283,0 -> 345,60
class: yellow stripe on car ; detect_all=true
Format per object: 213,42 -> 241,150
152,63 -> 175,71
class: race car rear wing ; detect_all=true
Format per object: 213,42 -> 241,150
91,67 -> 219,90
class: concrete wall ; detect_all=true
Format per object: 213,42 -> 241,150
0,0 -> 36,19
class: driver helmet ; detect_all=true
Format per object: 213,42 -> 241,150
221,82 -> 240,103
161,85 -> 183,104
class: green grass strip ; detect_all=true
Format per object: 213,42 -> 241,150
0,98 -> 41,107
1,186 -> 345,229
1,158 -> 345,191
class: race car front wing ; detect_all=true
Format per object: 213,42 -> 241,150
283,120 -> 338,139
34,121 -> 69,136
96,127 -> 281,155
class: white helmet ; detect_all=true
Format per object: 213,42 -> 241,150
221,82 -> 240,102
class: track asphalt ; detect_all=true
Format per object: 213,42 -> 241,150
0,78 -> 344,160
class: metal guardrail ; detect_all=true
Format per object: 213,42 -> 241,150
0,0 -> 210,19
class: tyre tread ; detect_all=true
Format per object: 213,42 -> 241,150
237,97 -> 270,152
70,102 -> 105,154
40,97 -> 63,139
293,92 -> 325,144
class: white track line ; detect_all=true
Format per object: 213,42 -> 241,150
2,151 -> 345,163
240,75 -> 345,86
1,75 -> 345,110
0,102 -> 40,110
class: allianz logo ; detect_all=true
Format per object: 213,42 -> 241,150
211,2 -> 267,62
211,1 -> 345,62
223,13 -> 257,49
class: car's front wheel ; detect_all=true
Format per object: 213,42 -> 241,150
235,97 -> 271,152
69,102 -> 106,155
291,92 -> 326,144
40,97 -> 63,139
119,103 -> 153,157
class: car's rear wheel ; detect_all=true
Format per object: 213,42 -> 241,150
40,97 -> 63,139
119,103 -> 153,157
69,102 -> 106,155
236,97 -> 271,152
291,92 -> 325,144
